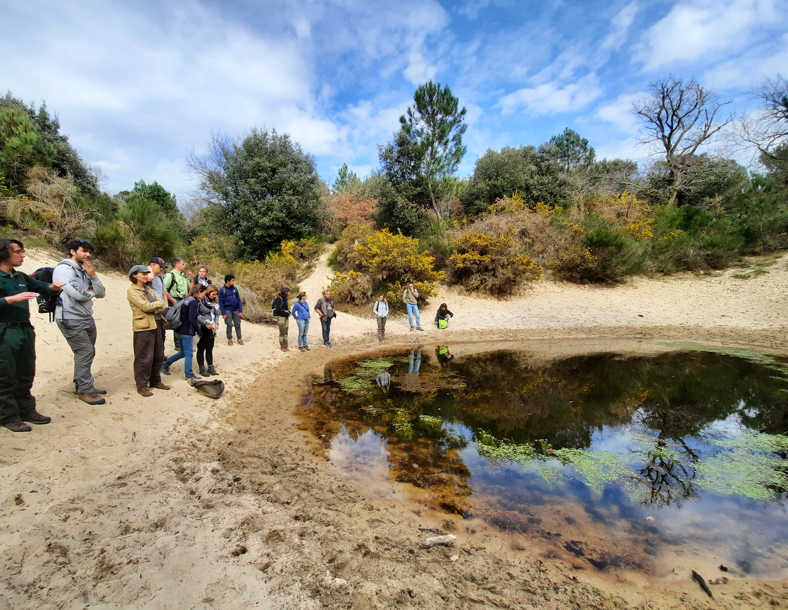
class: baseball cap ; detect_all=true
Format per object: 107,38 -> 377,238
129,264 -> 151,279
149,256 -> 168,268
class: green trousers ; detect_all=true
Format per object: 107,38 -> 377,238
0,325 -> 37,424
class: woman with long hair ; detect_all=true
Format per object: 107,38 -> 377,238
197,284 -> 221,375
291,291 -> 311,352
162,283 -> 205,381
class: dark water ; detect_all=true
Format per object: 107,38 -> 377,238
298,346 -> 788,578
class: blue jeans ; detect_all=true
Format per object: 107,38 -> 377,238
164,333 -> 195,378
408,349 -> 421,373
296,318 -> 309,347
321,318 -> 332,345
406,303 -> 421,327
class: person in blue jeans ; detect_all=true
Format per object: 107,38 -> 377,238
161,283 -> 205,381
314,290 -> 336,347
402,282 -> 423,331
291,291 -> 311,352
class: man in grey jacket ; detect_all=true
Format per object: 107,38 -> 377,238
52,239 -> 107,405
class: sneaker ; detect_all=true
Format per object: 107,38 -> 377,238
21,411 -> 51,425
151,382 -> 171,390
281,347 -> 289,352
237,339 -> 244,345
228,340 -> 233,346
77,393 -> 106,405
410,326 -> 414,332
138,387 -> 154,397
186,374 -> 202,382
325,342 -> 333,348
304,346 -> 310,351
2,420 -> 31,432
206,366 -> 218,376
75,389 -> 107,395
416,327 -> 424,331
161,365 -> 171,376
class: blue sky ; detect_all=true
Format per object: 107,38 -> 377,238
2,0 -> 786,198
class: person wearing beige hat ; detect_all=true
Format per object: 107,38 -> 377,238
127,265 -> 170,397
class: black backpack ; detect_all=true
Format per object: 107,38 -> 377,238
30,267 -> 60,321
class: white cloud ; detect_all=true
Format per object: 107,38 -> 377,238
601,1 -> 639,50
499,73 -> 604,116
638,0 -> 783,71
703,35 -> 788,90
595,92 -> 647,134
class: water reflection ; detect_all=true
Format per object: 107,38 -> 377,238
299,346 -> 788,576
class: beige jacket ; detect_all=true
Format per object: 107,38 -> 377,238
127,284 -> 166,332
402,287 -> 419,305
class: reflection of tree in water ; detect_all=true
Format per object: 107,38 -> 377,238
300,350 -> 788,513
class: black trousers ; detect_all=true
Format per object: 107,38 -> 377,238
197,327 -> 215,367
0,325 -> 37,423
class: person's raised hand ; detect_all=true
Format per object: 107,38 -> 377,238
82,259 -> 97,277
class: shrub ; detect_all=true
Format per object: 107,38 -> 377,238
330,225 -> 442,305
0,166 -> 91,245
447,229 -> 542,296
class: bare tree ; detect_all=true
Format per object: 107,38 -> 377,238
633,76 -> 733,205
735,76 -> 788,162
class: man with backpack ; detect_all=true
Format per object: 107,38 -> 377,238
0,238 -> 65,432
164,258 -> 192,351
272,287 -> 291,352
53,239 -> 107,406
219,274 -> 244,345
314,289 -> 336,348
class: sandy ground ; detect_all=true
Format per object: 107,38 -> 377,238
1,248 -> 787,610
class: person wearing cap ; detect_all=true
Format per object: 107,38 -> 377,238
147,257 -> 176,306
127,265 -> 170,397
0,238 -> 64,432
52,238 -> 107,405
272,287 -> 291,351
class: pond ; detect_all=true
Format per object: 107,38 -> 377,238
298,344 -> 788,579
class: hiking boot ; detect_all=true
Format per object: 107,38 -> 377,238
325,342 -> 332,348
77,393 -> 106,405
304,346 -> 310,351
199,365 -> 208,376
237,339 -> 244,345
138,387 -> 154,397
75,389 -> 107,395
151,382 -> 171,390
3,420 -> 31,432
21,411 -> 51,425
186,374 -> 202,382
161,364 -> 171,376
416,327 -> 424,331
410,326 -> 414,332
281,347 -> 289,352
299,346 -> 306,352
206,365 -> 218,376
228,339 -> 233,346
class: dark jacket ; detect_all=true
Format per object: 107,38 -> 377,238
178,297 -> 202,337
272,293 -> 290,317
218,285 -> 243,314
314,297 -> 336,319
0,269 -> 60,323
435,307 -> 453,323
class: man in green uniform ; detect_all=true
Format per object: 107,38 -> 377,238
0,239 -> 65,432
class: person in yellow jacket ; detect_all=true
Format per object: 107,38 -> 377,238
127,265 -> 171,397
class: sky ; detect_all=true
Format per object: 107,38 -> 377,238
2,0 -> 786,198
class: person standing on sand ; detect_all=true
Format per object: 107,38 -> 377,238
197,285 -> 220,376
162,283 -> 205,381
291,291 -> 311,352
164,258 -> 193,352
314,289 -> 336,347
272,287 -> 291,352
373,293 -> 389,342
53,239 -> 107,406
403,282 -> 423,331
0,238 -> 64,432
147,257 -> 175,305
127,265 -> 170,397
219,274 -> 244,345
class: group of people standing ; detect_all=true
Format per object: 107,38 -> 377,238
273,287 -> 337,352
